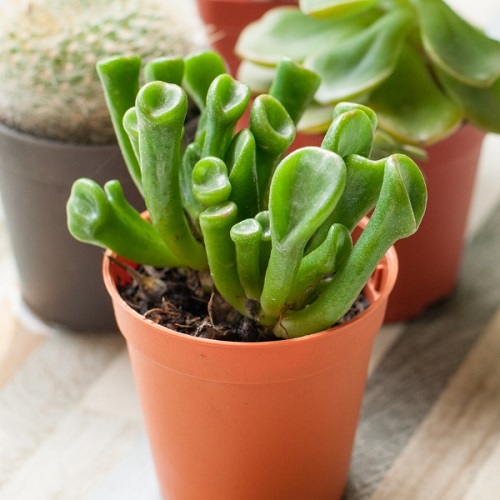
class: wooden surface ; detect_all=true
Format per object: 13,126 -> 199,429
1,2 -> 500,498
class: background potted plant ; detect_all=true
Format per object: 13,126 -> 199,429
195,0 -> 298,75
66,50 -> 427,498
0,0 -> 207,331
235,0 -> 500,321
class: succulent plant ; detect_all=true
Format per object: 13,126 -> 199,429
236,0 -> 500,147
0,0 -> 207,144
67,50 -> 427,339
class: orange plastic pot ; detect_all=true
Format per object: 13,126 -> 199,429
385,124 -> 486,322
103,244 -> 398,499
196,0 -> 297,75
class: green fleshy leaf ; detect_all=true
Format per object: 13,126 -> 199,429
276,153 -> 427,338
96,55 -> 142,194
287,223 -> 352,306
436,69 -> 500,134
67,179 -> 179,268
136,81 -> 207,270
144,57 -> 185,85
414,0 -> 500,86
225,129 -> 260,221
260,147 -> 346,316
236,60 -> 275,94
199,202 -> 248,316
368,43 -> 464,145
236,6 -> 375,66
230,218 -> 264,300
306,9 -> 414,104
203,74 -> 251,158
269,58 -> 321,124
321,108 -> 374,157
183,50 -> 228,111
300,0 -> 378,17
192,157 -> 232,207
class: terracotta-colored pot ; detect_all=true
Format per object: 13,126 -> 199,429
196,0 -> 297,75
384,124 -> 486,322
103,242 -> 398,499
0,122 -> 143,332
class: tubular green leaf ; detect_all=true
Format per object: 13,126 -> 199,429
136,81 -> 207,270
96,55 -> 143,194
225,129 -> 260,221
287,223 -> 352,306
183,50 -> 228,111
230,218 -> 264,300
202,74 -> 251,158
192,157 -> 232,207
67,179 -> 180,268
249,95 -> 296,206
269,58 -> 321,125
144,57 -> 185,85
199,202 -> 248,316
275,153 -> 427,337
122,108 -> 140,164
260,147 -> 347,317
321,108 -> 374,157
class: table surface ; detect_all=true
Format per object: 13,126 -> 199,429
2,1 -> 500,499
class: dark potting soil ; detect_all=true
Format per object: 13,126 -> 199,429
115,259 -> 369,342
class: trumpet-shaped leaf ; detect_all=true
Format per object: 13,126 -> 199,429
144,57 -> 185,86
67,179 -> 180,268
321,108 -> 374,157
136,81 -> 207,270
225,129 -> 259,221
260,147 -> 346,316
230,218 -> 264,300
203,74 -> 251,158
276,153 -> 427,337
96,56 -> 142,194
122,108 -> 140,164
250,95 -> 296,204
269,58 -> 321,125
287,223 -> 352,306
199,203 -> 247,316
414,0 -> 500,86
308,154 -> 385,254
306,9 -> 414,104
192,157 -> 232,207
182,50 -> 227,111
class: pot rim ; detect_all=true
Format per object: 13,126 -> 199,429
102,228 -> 398,351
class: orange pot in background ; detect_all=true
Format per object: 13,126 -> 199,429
195,0 -> 297,76
103,246 -> 398,500
385,124 -> 486,322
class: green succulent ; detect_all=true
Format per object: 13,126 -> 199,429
236,0 -> 500,147
0,0 -> 206,144
67,50 -> 427,339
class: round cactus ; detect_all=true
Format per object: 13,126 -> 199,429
0,0 -> 208,144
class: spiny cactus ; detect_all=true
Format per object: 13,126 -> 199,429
0,0 -> 207,144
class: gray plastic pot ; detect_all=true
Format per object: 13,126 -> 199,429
0,122 -> 143,332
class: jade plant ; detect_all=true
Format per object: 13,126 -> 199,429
67,50 -> 427,339
0,0 -> 206,143
235,0 -> 500,147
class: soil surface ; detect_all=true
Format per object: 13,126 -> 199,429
115,259 -> 369,342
